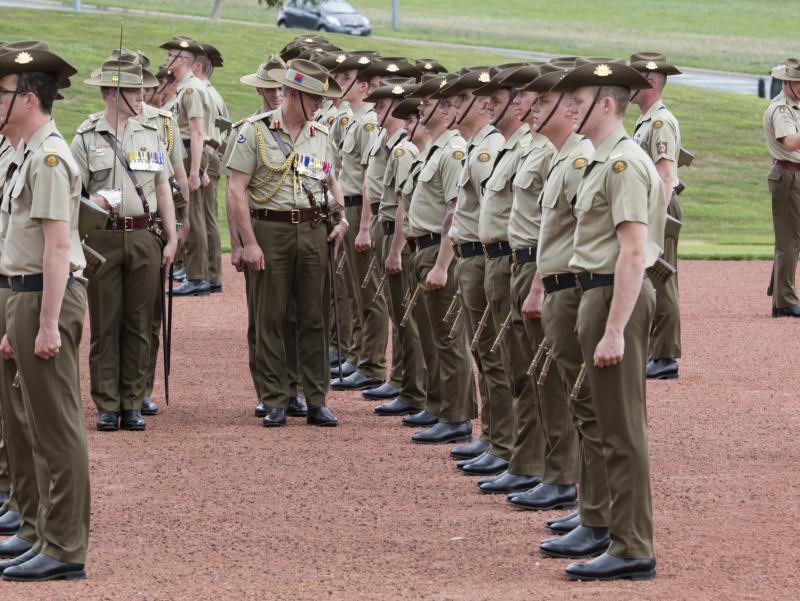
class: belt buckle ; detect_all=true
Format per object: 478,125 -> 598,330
291,209 -> 300,224
123,216 -> 133,231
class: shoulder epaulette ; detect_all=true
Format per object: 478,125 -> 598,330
155,107 -> 174,118
247,110 -> 275,124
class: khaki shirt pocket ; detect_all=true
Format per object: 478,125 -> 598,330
485,174 -> 507,193
513,167 -> 536,192
417,159 -> 438,183
88,149 -> 115,184
340,128 -> 357,154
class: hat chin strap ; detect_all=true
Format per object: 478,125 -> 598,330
156,54 -> 181,96
299,91 -> 311,122
259,89 -> 274,112
0,83 -> 21,131
456,96 -> 477,126
421,100 -> 439,126
491,88 -> 517,127
788,81 -> 800,102
409,115 -> 421,143
533,93 -> 563,132
576,88 -> 602,135
119,89 -> 140,117
380,100 -> 396,128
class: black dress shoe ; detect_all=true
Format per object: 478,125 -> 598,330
540,525 -> 610,559
0,548 -> 36,573
121,410 -> 146,431
262,408 -> 287,427
450,439 -> 489,460
0,535 -> 33,558
402,410 -> 438,427
330,370 -> 383,391
254,401 -> 267,418
546,510 -> 581,534
172,266 -> 186,281
411,421 -> 472,444
141,396 -> 159,416
459,452 -> 508,475
0,491 -> 8,505
307,406 -> 338,427
772,303 -> 800,317
287,396 -> 308,417
96,411 -> 120,432
0,511 -> 21,535
170,278 -> 210,297
479,472 -> 542,494
329,361 -> 357,379
646,358 -> 678,380
2,553 -> 86,582
329,348 -> 342,367
565,551 -> 655,581
374,398 -> 419,416
361,382 -> 400,400
208,283 -> 223,293
507,483 -> 577,511
456,451 -> 487,469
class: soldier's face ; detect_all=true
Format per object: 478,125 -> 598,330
488,89 -> 510,124
374,98 -> 391,122
368,76 -> 382,94
568,86 -> 597,134
333,69 -> 357,94
418,98 -> 438,126
259,88 -> 283,109
514,90 -> 536,120
0,74 -> 25,127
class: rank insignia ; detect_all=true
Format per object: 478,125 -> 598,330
340,116 -> 350,126
573,157 -> 588,169
612,160 -> 627,173
364,123 -> 375,132
453,150 -> 465,160
657,141 -> 667,154
478,152 -> 491,162
653,120 -> 663,129
394,148 -> 405,157
237,134 -> 246,143
44,155 -> 59,167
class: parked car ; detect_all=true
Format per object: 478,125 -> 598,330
277,1 -> 371,36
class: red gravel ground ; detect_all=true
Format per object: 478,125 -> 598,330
0,259 -> 798,600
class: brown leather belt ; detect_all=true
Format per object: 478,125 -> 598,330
250,207 -> 323,224
483,241 -> 513,259
105,213 -> 155,231
453,241 -> 482,259
382,221 -> 395,236
774,159 -> 800,171
370,202 -> 380,214
344,195 -> 362,208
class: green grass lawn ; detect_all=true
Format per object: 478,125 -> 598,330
2,7 -> 777,258
69,0 -> 789,75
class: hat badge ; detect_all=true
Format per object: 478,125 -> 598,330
645,61 -> 658,70
593,64 -> 613,77
304,38 -> 315,43
323,79 -> 330,92
392,85 -> 404,95
336,54 -> 346,63
478,71 -> 491,83
14,51 -> 34,65
386,63 -> 400,72
179,40 -> 189,49
358,56 -> 371,65
424,62 -> 433,69
439,78 -> 447,88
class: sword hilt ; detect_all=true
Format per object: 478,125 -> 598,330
448,306 -> 463,339
536,349 -> 553,386
361,255 -> 376,289
372,273 -> 387,303
490,311 -> 512,353
335,252 -> 346,275
443,293 -> 460,323
400,283 -> 422,327
469,304 -> 491,352
569,363 -> 588,401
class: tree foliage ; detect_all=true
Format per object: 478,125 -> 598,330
258,0 -> 289,7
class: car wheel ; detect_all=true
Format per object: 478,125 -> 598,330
317,25 -> 328,32
277,20 -> 288,28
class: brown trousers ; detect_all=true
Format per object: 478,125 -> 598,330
0,287 -> 39,547
769,164 -> 800,308
7,282 -> 90,564
372,217 -> 402,388
184,153 -> 209,282
576,280 -> 656,559
511,261 -> 577,482
542,286 -> 610,525
342,204 -> 388,380
382,231 -> 426,409
649,193 -> 682,359
411,244 -> 476,422
86,229 -> 162,412
455,253 -> 512,452
331,252 -> 359,364
251,219 -> 328,409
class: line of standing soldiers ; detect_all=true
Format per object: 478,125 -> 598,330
220,34 -> 690,583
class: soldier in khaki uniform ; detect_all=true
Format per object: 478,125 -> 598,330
520,63 -> 611,558
0,41 -> 90,581
227,59 -> 348,428
629,53 -> 683,379
763,58 -> 800,317
71,59 -> 178,431
434,68 -> 514,470
465,66 -> 536,476
160,36 -> 212,296
405,73 -> 477,444
194,43 -> 227,294
0,132 -> 11,510
224,55 -> 307,420
546,58 -> 663,582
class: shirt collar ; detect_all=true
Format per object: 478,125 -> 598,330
385,127 -> 405,148
589,125 -> 628,163
469,123 -> 497,147
430,128 -> 457,150
636,101 -> 665,125
502,123 -> 530,150
95,113 -> 145,136
552,132 -> 582,164
26,119 -> 59,152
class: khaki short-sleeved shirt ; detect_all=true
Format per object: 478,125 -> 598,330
380,136 -> 417,224
479,123 -> 531,244
140,103 -> 186,166
339,104 -> 379,197
220,109 -> 261,170
364,127 -> 390,206
632,102 -> 680,186
328,102 -> 352,179
407,129 -> 467,237
315,100 -> 339,127
205,82 -> 230,148
0,136 -> 21,255
71,114 -> 170,218
1,120 -> 85,275
400,151 -> 426,234
536,134 -> 594,276
569,125 -> 665,274
174,71 -> 210,144
226,107 -> 332,212
450,124 -> 503,244
508,133 -> 554,249
764,91 -> 800,162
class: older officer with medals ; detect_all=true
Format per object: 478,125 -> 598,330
227,59 -> 347,428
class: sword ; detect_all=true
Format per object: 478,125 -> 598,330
536,347 -> 553,386
335,251 -> 346,275
469,304 -> 491,352
490,310 -> 512,353
448,307 -> 463,339
443,293 -> 460,323
372,273 -> 387,303
569,363 -> 588,401
361,255 -> 376,289
527,338 -> 550,376
400,283 -> 422,327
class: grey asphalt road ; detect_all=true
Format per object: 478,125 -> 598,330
2,0 -> 768,97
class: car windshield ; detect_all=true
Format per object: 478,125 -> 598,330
322,1 -> 356,13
